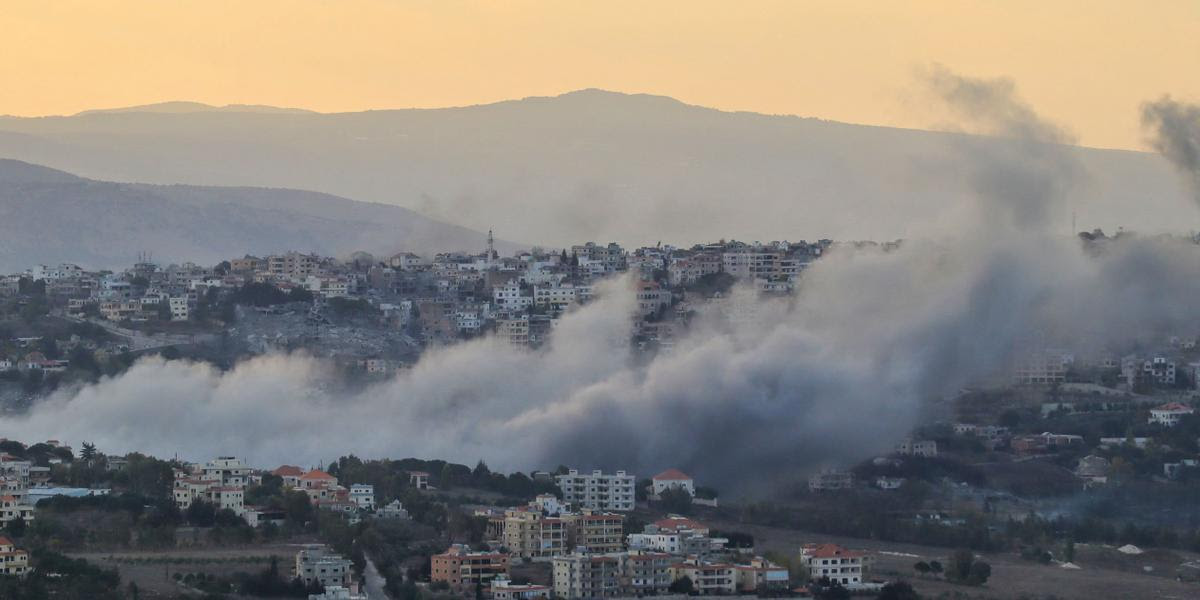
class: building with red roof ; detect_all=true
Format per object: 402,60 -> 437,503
0,535 -> 30,576
651,468 -> 695,497
1150,402 -> 1195,427
800,544 -> 869,586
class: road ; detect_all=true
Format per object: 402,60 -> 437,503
364,556 -> 391,599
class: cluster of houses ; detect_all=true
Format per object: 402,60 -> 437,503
1,237 -> 832,368
171,457 -> 410,527
426,467 -> 875,598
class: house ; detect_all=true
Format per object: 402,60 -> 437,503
808,469 -> 853,491
800,543 -> 869,587
556,469 -> 636,512
431,545 -> 510,596
651,468 -> 695,496
1149,402 -> 1194,427
299,469 -> 339,501
408,471 -> 430,490
1075,455 -> 1111,485
0,536 -> 30,576
377,499 -> 410,519
0,496 -> 33,526
273,465 -> 305,488
894,438 -> 938,458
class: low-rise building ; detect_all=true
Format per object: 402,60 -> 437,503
651,469 -> 695,496
1149,402 -> 1194,427
670,559 -> 737,595
489,577 -> 551,600
808,469 -> 853,491
296,545 -> 353,590
349,484 -> 375,511
0,536 -> 30,576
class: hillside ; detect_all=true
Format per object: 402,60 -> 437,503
0,160 -> 509,272
0,89 -> 1193,246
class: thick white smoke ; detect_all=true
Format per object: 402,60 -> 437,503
6,71 -> 1200,494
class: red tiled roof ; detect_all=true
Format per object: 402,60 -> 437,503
301,469 -> 335,480
0,536 -> 12,546
803,543 -> 866,559
273,465 -> 304,477
653,468 -> 692,481
1154,402 -> 1193,412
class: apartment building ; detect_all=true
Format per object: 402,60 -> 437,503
552,553 -> 622,600
556,469 -> 636,512
0,495 -> 33,526
670,559 -> 737,595
800,543 -> 868,586
203,457 -> 252,487
431,544 -> 511,595
296,545 -> 354,590
618,551 -> 673,596
501,508 -> 568,558
734,557 -> 790,592
563,510 -> 625,554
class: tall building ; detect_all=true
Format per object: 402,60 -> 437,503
556,469 -> 636,512
552,553 -> 622,600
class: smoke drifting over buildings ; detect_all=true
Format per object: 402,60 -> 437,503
6,71 -> 1200,494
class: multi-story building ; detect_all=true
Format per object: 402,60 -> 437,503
734,557 -> 790,592
552,553 -> 621,600
501,508 -> 568,558
894,438 -> 938,458
349,484 -> 375,511
807,469 -> 853,492
669,559 -> 737,595
431,544 -> 510,596
556,469 -> 636,512
490,577 -> 551,600
800,544 -> 868,587
651,469 -> 695,496
618,551 -> 672,596
296,545 -> 354,590
563,510 -> 624,554
203,457 -> 252,487
0,536 -> 30,576
0,495 -> 34,526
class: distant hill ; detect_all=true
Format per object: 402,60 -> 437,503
0,159 -> 512,272
75,101 -> 316,115
0,89 -> 1192,246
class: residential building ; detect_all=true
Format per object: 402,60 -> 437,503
800,544 -> 869,587
894,438 -> 938,458
501,508 -> 568,558
734,557 -> 790,593
0,536 -> 30,576
1149,402 -> 1194,427
808,469 -> 853,491
618,551 -> 673,596
431,545 -> 510,596
295,545 -> 354,590
556,469 -> 636,512
563,510 -> 625,554
670,559 -> 737,595
409,471 -> 430,490
651,468 -> 695,496
489,577 -> 551,600
0,496 -> 33,526
552,553 -> 621,600
349,484 -> 375,511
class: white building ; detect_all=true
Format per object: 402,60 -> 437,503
651,468 -> 695,496
800,543 -> 869,587
295,545 -> 353,590
1149,402 -> 1194,427
556,469 -> 636,512
894,438 -> 938,458
349,484 -> 375,511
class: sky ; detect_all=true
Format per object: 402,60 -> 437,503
1,1 -> 1198,151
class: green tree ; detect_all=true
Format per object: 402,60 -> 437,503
968,560 -> 991,585
877,581 -> 920,600
668,576 -> 694,594
913,561 -> 931,576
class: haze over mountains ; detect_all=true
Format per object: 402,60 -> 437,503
0,159 -> 509,272
0,89 -> 1193,248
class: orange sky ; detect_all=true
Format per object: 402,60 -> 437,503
2,1 -> 1197,150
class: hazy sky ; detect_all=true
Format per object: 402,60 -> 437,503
3,1 -> 1197,151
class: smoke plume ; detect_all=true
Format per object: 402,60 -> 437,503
1142,96 -> 1200,202
5,71 -> 1200,496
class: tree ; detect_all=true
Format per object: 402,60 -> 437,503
913,561 -> 931,576
5,515 -> 25,537
186,499 -> 217,527
968,560 -> 991,585
928,560 -> 943,576
876,581 -> 920,600
947,549 -> 974,583
80,442 -> 98,463
656,487 -> 693,514
668,576 -> 694,594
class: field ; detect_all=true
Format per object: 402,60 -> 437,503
709,517 -> 1200,599
70,543 -> 315,599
